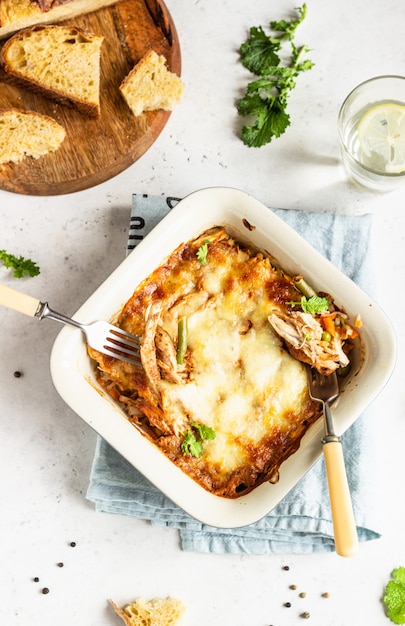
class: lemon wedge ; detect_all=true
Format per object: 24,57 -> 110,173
358,102 -> 405,173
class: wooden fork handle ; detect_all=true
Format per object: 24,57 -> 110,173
0,284 -> 41,317
323,439 -> 359,557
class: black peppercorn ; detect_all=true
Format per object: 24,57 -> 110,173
284,602 -> 292,608
13,371 -> 21,378
57,562 -> 64,567
33,577 -> 39,583
41,587 -> 50,595
69,541 -> 76,547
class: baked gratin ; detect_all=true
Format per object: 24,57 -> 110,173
88,226 -> 359,498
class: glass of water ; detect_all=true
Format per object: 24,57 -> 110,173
338,75 -> 405,192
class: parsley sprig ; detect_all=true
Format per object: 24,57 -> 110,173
181,423 -> 216,458
287,295 -> 330,315
196,240 -> 210,265
0,249 -> 40,278
237,4 -> 314,147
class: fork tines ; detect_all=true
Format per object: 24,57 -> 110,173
104,328 -> 142,364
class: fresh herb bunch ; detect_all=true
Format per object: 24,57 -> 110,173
0,249 -> 40,278
237,3 -> 314,147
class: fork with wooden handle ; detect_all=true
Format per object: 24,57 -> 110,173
307,367 -> 359,557
0,284 -> 141,365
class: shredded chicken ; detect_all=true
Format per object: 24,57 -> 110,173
268,310 -> 349,375
155,325 -> 183,384
140,300 -> 163,390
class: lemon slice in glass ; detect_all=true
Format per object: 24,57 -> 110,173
358,102 -> 405,173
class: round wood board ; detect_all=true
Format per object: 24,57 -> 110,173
0,0 -> 181,195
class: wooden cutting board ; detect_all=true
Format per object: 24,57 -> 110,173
0,0 -> 181,195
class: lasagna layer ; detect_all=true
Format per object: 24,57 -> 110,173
89,227 -> 323,498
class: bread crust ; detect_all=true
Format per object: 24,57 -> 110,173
0,0 -> 120,39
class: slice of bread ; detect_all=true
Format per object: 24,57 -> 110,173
0,0 -> 119,40
1,24 -> 104,117
119,50 -> 184,118
110,597 -> 186,626
0,108 -> 66,164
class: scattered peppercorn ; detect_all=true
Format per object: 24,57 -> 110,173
57,562 -> 64,568
69,541 -> 76,547
282,565 -> 290,571
33,577 -> 39,583
322,592 -> 330,598
13,371 -> 21,378
41,587 -> 50,595
301,611 -> 310,619
299,592 -> 307,598
284,602 -> 292,608
290,584 -> 297,590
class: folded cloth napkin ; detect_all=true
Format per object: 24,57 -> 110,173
87,193 -> 381,554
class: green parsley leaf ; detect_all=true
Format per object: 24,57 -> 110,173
384,567 -> 405,624
239,26 -> 281,75
237,4 -> 314,147
300,295 -> 330,315
191,422 -> 216,441
287,295 -> 329,315
196,240 -> 210,265
0,250 -> 40,278
181,432 -> 203,458
270,3 -> 308,40
181,423 -> 216,458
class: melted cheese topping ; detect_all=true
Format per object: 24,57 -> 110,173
159,288 -> 308,474
91,227 -> 321,498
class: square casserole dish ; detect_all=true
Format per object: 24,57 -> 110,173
50,187 -> 396,528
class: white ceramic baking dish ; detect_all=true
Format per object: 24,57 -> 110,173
50,187 -> 396,528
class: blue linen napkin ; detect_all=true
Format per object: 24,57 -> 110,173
86,193 -> 381,554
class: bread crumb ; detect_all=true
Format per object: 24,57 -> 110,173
110,597 -> 186,626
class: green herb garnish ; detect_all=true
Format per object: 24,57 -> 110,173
287,295 -> 329,315
181,422 -> 216,458
237,4 -> 314,147
192,422 -> 216,441
301,295 -> 330,314
181,431 -> 203,458
384,567 -> 405,624
196,240 -> 210,265
0,250 -> 40,278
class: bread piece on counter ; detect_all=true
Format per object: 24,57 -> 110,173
110,597 -> 186,626
0,108 -> 66,164
1,25 -> 104,117
119,50 -> 184,117
0,0 -> 119,40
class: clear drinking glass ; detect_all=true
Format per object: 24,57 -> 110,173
338,75 -> 405,192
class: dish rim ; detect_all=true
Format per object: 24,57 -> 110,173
50,186 -> 397,528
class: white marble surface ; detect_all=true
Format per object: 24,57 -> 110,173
1,0 -> 405,624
